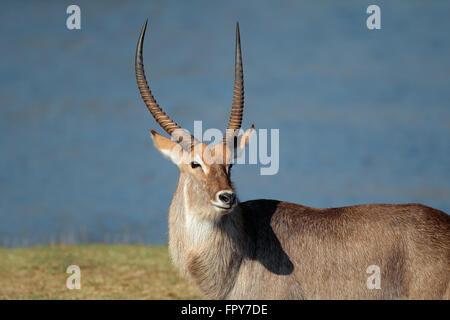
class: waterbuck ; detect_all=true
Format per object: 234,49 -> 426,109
135,20 -> 449,299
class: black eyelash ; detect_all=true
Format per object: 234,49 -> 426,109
190,161 -> 201,169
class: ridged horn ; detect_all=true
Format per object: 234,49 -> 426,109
136,19 -> 194,148
226,22 -> 244,132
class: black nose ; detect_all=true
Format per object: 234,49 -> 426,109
218,191 -> 235,205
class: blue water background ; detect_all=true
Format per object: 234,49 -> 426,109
0,1 -> 449,246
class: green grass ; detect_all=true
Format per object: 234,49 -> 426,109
0,244 -> 203,299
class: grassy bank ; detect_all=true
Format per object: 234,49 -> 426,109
0,244 -> 202,299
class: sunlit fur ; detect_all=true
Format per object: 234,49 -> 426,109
150,130 -> 450,300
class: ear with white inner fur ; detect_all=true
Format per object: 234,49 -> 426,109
150,130 -> 185,165
234,124 -> 255,159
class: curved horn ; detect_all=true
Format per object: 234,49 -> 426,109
135,20 -> 187,140
226,22 -> 244,132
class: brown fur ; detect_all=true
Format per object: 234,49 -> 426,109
150,131 -> 449,300
171,198 -> 449,299
138,23 -> 449,299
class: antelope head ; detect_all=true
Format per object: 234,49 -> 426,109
135,20 -> 254,219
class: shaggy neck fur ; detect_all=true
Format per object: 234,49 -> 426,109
167,175 -> 244,299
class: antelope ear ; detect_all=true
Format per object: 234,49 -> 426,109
150,130 -> 184,165
235,124 -> 255,158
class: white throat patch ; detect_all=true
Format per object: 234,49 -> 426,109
183,180 -> 215,246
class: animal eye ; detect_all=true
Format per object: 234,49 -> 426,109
190,161 -> 201,169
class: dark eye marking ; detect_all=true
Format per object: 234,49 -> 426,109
190,161 -> 201,169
